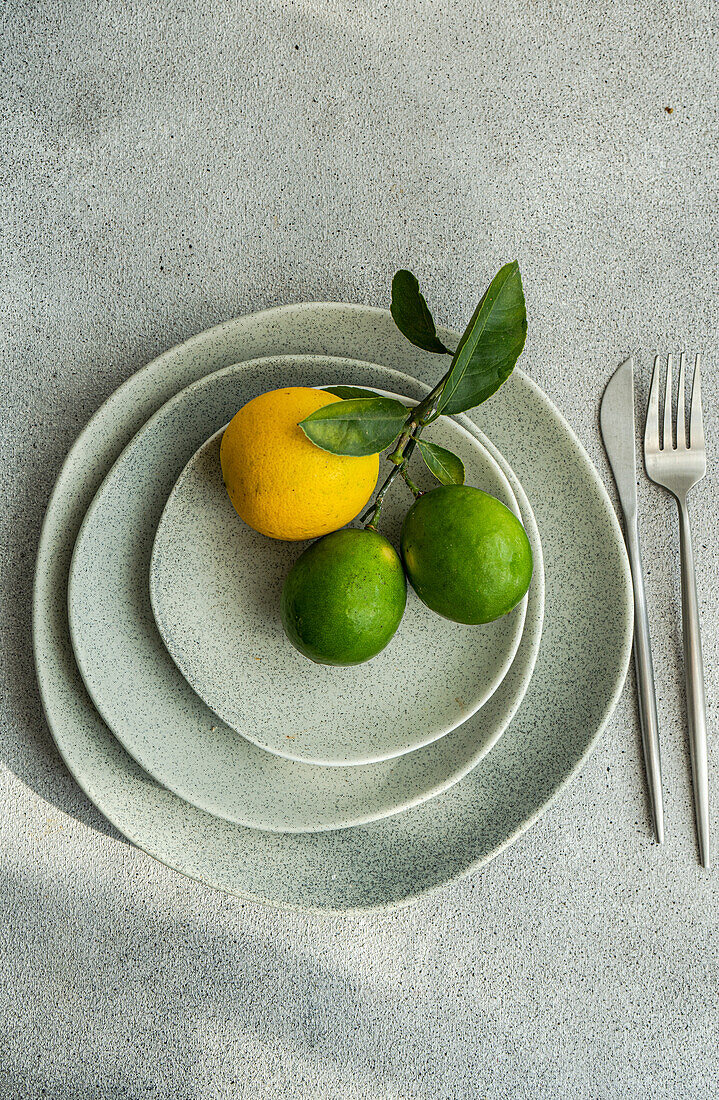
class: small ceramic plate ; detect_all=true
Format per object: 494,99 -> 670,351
34,303 -> 631,910
66,357 -> 542,831
148,391 -> 526,766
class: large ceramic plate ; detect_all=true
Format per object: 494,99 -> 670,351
66,358 -> 541,830
34,304 -> 632,911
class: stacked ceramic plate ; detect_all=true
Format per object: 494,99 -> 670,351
34,304 -> 633,912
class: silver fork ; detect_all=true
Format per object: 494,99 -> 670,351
645,353 -> 709,867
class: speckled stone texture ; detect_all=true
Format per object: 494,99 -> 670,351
2,1 -> 718,1098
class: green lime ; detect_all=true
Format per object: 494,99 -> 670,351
281,528 -> 407,665
400,485 -> 532,624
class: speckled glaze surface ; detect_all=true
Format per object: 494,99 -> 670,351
147,373 -> 527,767
34,304 -> 632,911
66,359 -> 541,831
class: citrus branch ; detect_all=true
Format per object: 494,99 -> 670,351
361,371 -> 450,530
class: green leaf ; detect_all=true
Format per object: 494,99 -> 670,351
299,397 -> 409,457
323,385 -> 381,400
436,262 -> 527,416
390,270 -> 451,355
416,440 -> 465,485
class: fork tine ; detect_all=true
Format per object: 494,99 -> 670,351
663,354 -> 674,450
690,354 -> 705,451
677,353 -> 687,449
646,355 -> 661,451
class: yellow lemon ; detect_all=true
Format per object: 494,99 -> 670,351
220,387 -> 380,541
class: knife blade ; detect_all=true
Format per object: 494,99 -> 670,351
600,357 -> 638,517
600,358 -> 664,844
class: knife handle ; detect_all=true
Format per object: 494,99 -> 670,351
625,516 -> 664,843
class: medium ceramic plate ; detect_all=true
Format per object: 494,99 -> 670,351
66,358 -> 542,831
147,379 -> 526,767
34,303 -> 632,910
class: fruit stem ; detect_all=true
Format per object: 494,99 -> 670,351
362,368 -> 453,530
362,425 -> 422,529
361,465 -> 397,530
401,466 -> 423,498
413,371 -> 450,425
388,426 -> 412,465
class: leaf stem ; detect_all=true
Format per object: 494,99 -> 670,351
361,459 -> 403,530
362,422 -> 424,529
361,364 -> 455,529
412,367 -> 453,425
401,466 -> 423,498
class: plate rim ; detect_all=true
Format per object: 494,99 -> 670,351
33,302 -> 632,912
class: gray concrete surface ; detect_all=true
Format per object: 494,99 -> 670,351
2,1 -> 718,1096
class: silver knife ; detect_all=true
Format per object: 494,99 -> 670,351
600,358 -> 664,843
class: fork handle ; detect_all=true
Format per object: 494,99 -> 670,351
677,498 -> 710,868
625,518 -> 664,844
